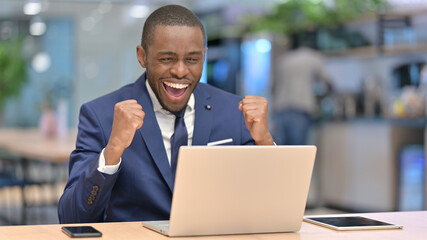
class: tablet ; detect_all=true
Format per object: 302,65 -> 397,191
303,216 -> 403,231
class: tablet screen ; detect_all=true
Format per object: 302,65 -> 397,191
304,216 -> 403,231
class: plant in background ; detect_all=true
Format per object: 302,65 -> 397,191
0,39 -> 27,113
245,0 -> 389,35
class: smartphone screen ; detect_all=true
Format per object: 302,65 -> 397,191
304,216 -> 403,231
61,226 -> 102,238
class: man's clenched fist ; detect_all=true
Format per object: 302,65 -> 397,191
104,99 -> 145,165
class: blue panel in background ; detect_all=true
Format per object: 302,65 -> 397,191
398,144 -> 425,211
241,38 -> 271,98
200,57 -> 207,84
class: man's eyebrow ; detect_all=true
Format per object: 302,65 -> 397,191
158,51 -> 177,56
187,51 -> 203,55
158,51 -> 203,55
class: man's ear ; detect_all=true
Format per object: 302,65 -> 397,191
136,45 -> 147,68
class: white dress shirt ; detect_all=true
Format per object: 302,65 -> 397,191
97,80 -> 195,174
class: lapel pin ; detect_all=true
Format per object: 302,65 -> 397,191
205,105 -> 211,110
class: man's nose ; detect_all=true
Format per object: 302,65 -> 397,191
170,60 -> 189,78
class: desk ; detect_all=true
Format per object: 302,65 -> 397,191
0,128 -> 76,224
0,128 -> 76,163
0,212 -> 425,240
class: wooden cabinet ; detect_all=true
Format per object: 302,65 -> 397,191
315,119 -> 424,212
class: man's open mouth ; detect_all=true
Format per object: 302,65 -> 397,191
163,81 -> 189,98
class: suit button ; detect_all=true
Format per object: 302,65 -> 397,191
93,185 -> 99,192
87,195 -> 95,205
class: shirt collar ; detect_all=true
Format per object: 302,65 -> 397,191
145,79 -> 195,114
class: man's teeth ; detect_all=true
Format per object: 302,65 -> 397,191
164,82 -> 189,89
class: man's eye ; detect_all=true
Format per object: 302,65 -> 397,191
186,58 -> 199,63
160,58 -> 173,62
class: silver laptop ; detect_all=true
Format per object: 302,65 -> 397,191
142,145 -> 316,237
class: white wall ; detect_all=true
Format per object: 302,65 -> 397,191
61,2 -> 147,126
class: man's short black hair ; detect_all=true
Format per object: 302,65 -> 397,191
141,4 -> 206,52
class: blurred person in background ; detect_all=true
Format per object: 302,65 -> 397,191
273,45 -> 331,145
58,4 -> 274,223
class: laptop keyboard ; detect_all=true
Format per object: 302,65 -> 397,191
157,223 -> 170,231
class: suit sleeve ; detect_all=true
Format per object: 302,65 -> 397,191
58,104 -> 119,223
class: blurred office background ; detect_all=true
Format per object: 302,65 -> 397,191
0,0 -> 426,225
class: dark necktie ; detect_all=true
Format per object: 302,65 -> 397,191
170,109 -> 188,179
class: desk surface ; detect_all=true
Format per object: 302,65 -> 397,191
0,128 -> 76,163
0,211 -> 425,240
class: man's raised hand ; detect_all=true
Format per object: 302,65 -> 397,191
239,95 -> 274,145
104,99 -> 145,165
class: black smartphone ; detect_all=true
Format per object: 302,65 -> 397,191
61,226 -> 102,238
304,216 -> 403,231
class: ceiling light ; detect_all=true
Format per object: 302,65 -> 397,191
255,39 -> 272,53
129,5 -> 149,18
29,19 -> 46,36
23,1 -> 42,15
32,52 -> 51,73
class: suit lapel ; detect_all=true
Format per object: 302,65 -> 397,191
192,85 -> 213,146
132,74 -> 174,192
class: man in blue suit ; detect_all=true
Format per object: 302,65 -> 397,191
58,5 -> 274,223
